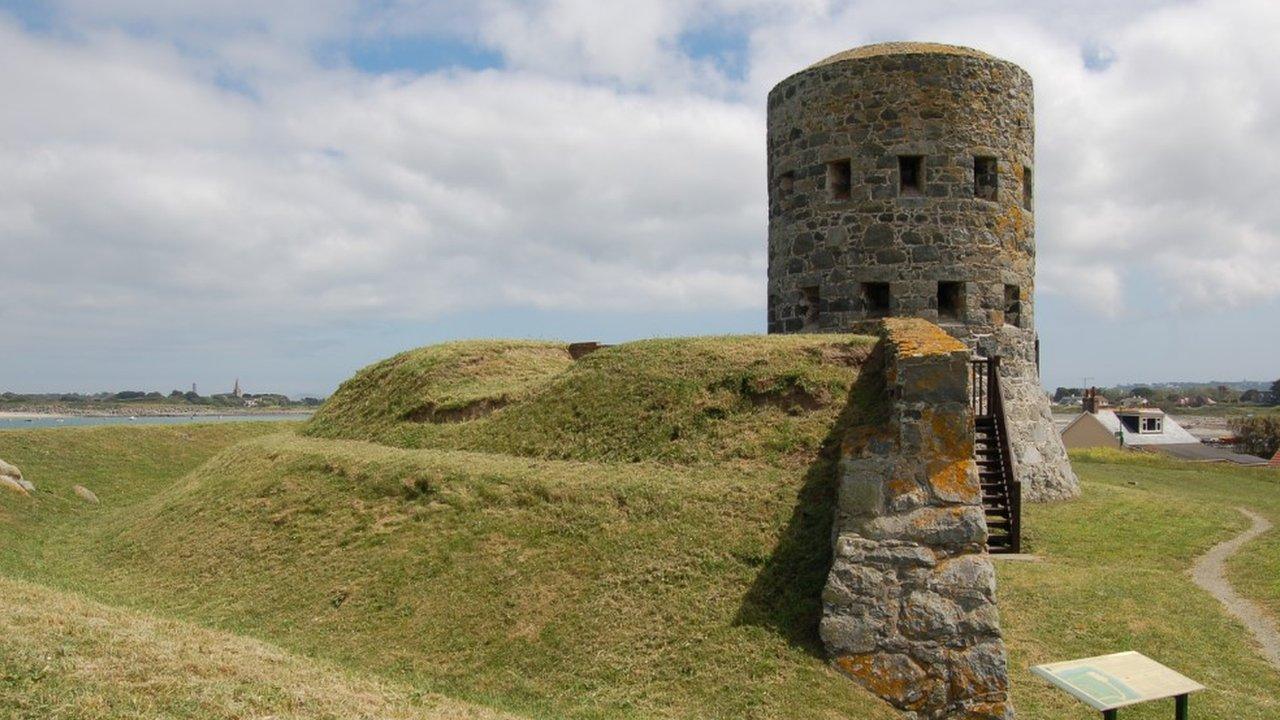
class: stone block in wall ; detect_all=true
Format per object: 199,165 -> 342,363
822,318 -> 1013,719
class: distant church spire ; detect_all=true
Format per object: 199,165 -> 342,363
233,378 -> 242,398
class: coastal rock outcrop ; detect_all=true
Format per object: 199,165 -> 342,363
74,485 -> 100,504
0,458 -> 32,493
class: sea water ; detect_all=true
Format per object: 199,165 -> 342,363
0,414 -> 309,430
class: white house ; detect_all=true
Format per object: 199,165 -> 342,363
1061,389 -> 1269,466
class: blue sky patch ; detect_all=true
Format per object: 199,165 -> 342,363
326,35 -> 504,75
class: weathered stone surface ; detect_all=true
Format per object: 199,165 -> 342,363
948,642 -> 1011,701
856,505 -> 987,546
765,40 -> 1080,504
834,652 -> 938,710
821,319 -> 1014,718
74,485 -> 99,504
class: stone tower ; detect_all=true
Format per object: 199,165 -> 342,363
765,42 -> 1078,502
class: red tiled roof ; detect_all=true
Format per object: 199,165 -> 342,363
1271,448 -> 1280,467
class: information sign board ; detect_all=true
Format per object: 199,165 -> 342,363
1032,651 -> 1204,712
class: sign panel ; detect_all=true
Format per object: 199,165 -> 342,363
1032,651 -> 1204,711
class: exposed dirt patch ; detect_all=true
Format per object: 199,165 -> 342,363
805,342 -> 873,367
402,398 -> 510,424
710,376 -> 826,414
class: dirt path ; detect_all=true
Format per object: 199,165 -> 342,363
1190,508 -> 1280,669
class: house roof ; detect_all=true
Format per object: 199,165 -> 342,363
1150,443 -> 1271,467
1086,409 -> 1200,446
1271,448 -> 1280,468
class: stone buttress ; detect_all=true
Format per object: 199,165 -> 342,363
820,319 -> 1013,719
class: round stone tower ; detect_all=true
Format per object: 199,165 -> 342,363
766,42 -> 1078,502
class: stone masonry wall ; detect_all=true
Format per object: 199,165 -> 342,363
821,319 -> 1012,719
765,42 -> 1077,503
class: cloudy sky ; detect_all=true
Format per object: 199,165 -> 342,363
2,0 -> 1277,396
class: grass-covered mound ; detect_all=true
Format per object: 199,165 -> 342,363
5,342 -> 1279,719
306,341 -> 576,440
306,335 -> 876,464
0,425 -> 897,720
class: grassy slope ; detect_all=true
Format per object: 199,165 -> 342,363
0,422 -> 288,580
0,575 -> 520,720
1,336 -> 896,720
5,341 -> 1279,719
306,336 -> 875,465
1000,449 -> 1280,719
306,340 -> 576,443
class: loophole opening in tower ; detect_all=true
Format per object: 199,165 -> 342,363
1004,284 -> 1022,327
826,160 -> 851,200
801,285 -> 821,326
974,156 -> 998,201
776,171 -> 795,210
898,156 -> 923,196
937,281 -> 964,320
862,282 -> 891,317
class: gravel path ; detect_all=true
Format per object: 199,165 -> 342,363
1190,508 -> 1280,669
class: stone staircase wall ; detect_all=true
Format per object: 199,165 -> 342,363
820,318 -> 1013,719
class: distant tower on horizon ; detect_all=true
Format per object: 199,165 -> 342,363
232,378 -> 242,398
764,41 -> 1078,502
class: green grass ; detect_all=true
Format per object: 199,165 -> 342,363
0,336 -> 895,720
305,335 -> 876,465
305,340 -> 576,442
1000,448 -> 1280,719
4,338 -> 1279,719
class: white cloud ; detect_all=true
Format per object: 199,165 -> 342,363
0,16 -> 763,339
1,0 -> 1278,392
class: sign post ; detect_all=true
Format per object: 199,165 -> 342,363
1032,651 -> 1203,719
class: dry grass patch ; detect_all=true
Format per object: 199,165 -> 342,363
0,575 -> 519,720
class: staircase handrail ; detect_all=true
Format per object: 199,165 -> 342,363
986,356 -> 1022,553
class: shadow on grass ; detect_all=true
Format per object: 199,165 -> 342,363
733,344 -> 889,656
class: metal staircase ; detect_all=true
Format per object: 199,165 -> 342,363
970,357 -> 1021,554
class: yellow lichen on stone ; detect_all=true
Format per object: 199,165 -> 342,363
881,318 -> 967,357
833,653 -> 931,710
928,460 -> 980,505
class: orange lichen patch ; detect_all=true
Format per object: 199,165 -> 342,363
883,322 -> 967,359
833,653 -> 932,709
881,318 -> 967,358
886,473 -> 922,502
808,42 -> 998,69
928,460 -> 980,504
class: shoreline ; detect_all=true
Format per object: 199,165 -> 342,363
0,408 -> 313,420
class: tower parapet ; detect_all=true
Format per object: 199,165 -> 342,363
766,42 -> 1078,502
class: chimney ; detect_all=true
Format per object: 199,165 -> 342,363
1083,387 -> 1100,414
